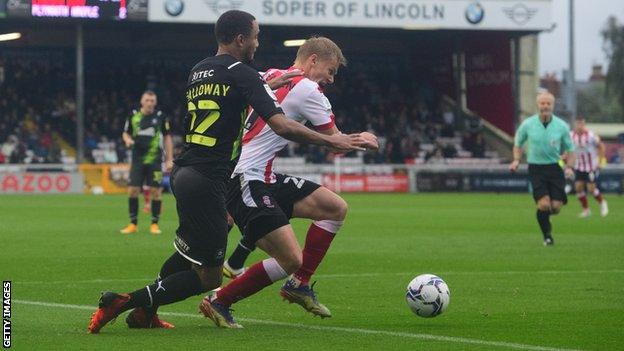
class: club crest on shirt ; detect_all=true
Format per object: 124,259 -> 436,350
262,195 -> 275,208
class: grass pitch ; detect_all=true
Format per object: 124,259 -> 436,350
2,193 -> 623,350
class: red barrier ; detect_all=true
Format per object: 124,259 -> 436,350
0,173 -> 79,193
322,174 -> 409,193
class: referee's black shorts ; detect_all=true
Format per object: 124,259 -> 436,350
528,163 -> 567,204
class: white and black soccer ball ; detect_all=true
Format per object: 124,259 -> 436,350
406,274 -> 450,318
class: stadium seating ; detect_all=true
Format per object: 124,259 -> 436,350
1,49 -> 496,165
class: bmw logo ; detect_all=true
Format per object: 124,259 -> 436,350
465,2 -> 485,25
165,0 -> 184,17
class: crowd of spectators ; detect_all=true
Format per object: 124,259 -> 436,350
1,50 -> 490,165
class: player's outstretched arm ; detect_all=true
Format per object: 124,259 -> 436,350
266,70 -> 303,90
326,129 -> 379,152
266,113 -> 367,153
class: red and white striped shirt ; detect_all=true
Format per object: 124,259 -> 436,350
233,67 -> 336,183
570,129 -> 601,172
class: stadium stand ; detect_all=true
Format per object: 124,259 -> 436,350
1,49 -> 496,165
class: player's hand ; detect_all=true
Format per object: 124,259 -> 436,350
360,132 -> 379,150
165,159 -> 173,172
564,166 -> 574,179
226,212 -> 234,228
267,70 -> 303,90
509,160 -> 520,172
125,139 -> 135,148
599,157 -> 607,169
327,133 -> 367,153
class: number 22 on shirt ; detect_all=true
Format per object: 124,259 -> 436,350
186,99 -> 221,147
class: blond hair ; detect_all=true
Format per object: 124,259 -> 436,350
296,36 -> 347,66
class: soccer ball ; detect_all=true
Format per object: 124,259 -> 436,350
406,274 -> 450,318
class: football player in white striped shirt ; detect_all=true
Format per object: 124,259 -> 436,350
200,37 -> 378,327
570,117 -> 608,217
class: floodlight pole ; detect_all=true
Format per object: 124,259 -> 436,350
568,0 -> 576,121
76,23 -> 85,164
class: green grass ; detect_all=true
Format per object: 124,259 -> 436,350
2,193 -> 623,350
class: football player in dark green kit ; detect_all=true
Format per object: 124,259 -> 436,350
120,91 -> 173,235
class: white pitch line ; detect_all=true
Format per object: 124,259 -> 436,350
14,299 -> 583,351
18,269 -> 624,285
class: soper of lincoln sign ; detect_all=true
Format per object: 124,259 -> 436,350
149,0 -> 552,31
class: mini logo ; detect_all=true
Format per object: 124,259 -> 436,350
152,118 -> 156,124
204,0 -> 244,15
164,0 -> 184,17
262,195 -> 275,208
155,280 -> 166,292
465,2 -> 485,25
503,4 -> 537,25
215,249 -> 225,259
174,236 -> 190,252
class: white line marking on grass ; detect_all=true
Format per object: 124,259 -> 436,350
318,269 -> 624,278
20,278 -> 155,285
18,269 -> 624,285
15,299 -> 583,351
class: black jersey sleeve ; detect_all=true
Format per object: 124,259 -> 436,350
163,117 -> 172,136
231,64 -> 283,121
159,111 -> 172,136
123,111 -> 135,135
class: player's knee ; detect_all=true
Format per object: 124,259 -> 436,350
333,197 -> 348,221
198,274 -> 221,292
551,205 -> 561,214
194,266 -> 222,292
537,203 -> 551,212
128,187 -> 140,197
151,188 -> 162,200
319,195 -> 348,221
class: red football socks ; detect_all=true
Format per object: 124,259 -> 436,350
294,223 -> 336,284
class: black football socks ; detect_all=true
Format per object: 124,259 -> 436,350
536,209 -> 552,239
159,252 -> 191,280
151,200 -> 162,224
129,197 -> 139,225
227,237 -> 256,270
143,252 -> 192,315
126,270 -> 203,311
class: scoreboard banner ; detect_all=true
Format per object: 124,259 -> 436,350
1,0 -> 148,21
148,0 -> 552,31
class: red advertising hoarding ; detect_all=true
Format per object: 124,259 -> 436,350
321,174 -> 409,193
